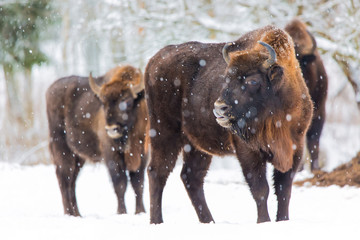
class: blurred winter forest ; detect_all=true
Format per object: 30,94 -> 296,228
0,0 -> 359,166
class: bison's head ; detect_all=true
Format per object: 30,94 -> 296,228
213,41 -> 284,140
285,19 -> 317,66
293,30 -> 316,66
89,65 -> 144,143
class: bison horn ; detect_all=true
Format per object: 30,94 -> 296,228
258,41 -> 277,67
89,72 -> 101,96
222,42 -> 234,65
130,69 -> 145,98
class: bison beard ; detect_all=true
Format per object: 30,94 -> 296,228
145,25 -> 313,224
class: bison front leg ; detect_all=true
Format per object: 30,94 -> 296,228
236,148 -> 270,223
273,151 -> 302,221
181,147 -> 214,223
129,162 -> 146,214
243,163 -> 270,223
106,153 -> 128,214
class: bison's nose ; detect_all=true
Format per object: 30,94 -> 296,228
213,100 -> 232,128
105,124 -> 122,139
213,100 -> 229,117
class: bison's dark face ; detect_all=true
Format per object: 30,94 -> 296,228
101,88 -> 137,142
297,53 -> 316,68
213,42 -> 284,140
89,66 -> 144,143
290,27 -> 317,67
293,36 -> 317,68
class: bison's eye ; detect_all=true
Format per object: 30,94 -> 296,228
243,74 -> 261,87
245,79 -> 259,86
246,80 -> 258,86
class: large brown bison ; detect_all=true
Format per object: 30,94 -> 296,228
145,26 -> 313,224
285,19 -> 328,171
46,65 -> 149,216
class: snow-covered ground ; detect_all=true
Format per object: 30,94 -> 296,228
0,160 -> 359,240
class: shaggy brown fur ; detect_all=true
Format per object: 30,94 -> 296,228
46,65 -> 149,216
294,151 -> 360,187
145,25 -> 313,224
285,19 -> 328,171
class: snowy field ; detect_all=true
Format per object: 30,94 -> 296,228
0,158 -> 359,240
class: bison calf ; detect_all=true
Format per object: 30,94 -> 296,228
285,19 -> 328,171
145,26 -> 313,224
46,65 -> 149,216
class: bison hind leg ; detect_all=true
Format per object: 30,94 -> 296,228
306,113 -> 325,171
53,148 -> 85,217
181,146 -> 214,223
147,133 -> 182,223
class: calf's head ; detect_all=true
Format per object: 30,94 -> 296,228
213,41 -> 284,140
89,65 -> 144,142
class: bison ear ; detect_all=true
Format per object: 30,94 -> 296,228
268,65 -> 284,91
267,64 -> 284,89
268,65 -> 283,81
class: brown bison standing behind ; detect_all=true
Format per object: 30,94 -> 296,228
145,26 -> 313,224
285,19 -> 328,171
46,65 -> 149,216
